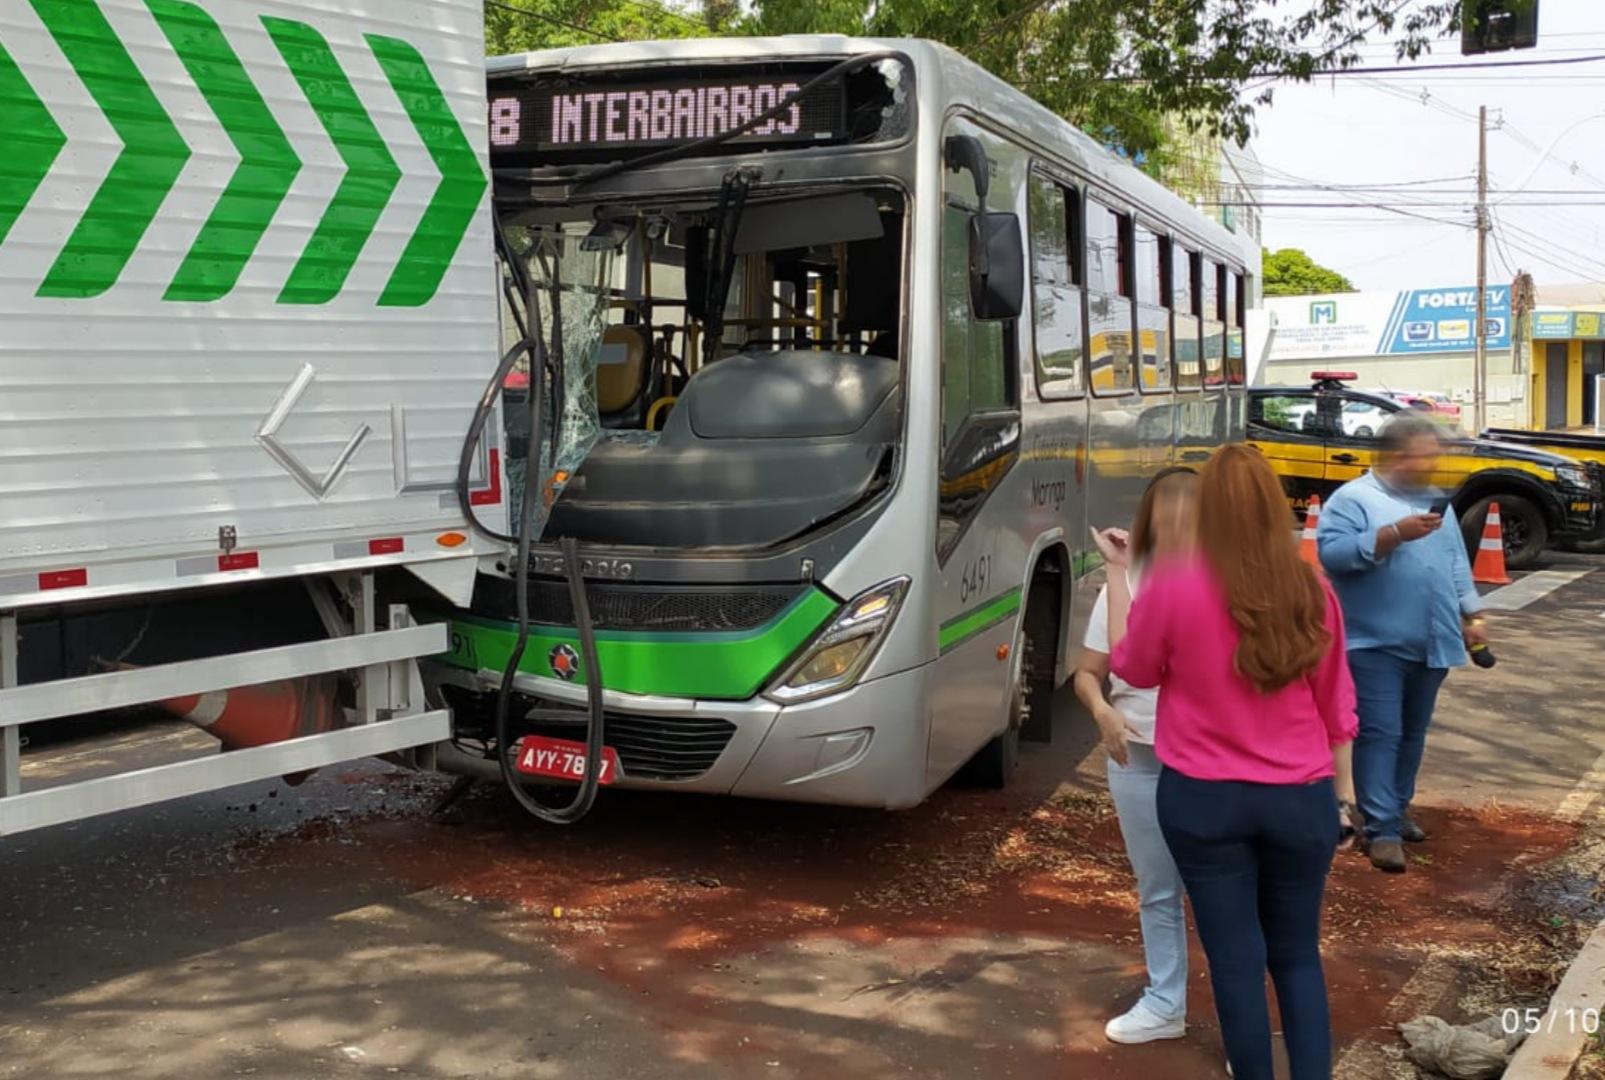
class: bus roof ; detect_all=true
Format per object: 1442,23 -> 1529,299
488,36 -> 1258,273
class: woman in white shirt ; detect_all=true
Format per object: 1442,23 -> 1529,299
1073,466 -> 1200,1046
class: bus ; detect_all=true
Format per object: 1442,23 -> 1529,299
426,36 -> 1258,809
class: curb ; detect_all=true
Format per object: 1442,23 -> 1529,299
1503,919 -> 1605,1079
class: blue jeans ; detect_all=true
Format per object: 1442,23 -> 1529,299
1157,767 -> 1339,1080
1106,742 -> 1188,1021
1347,648 -> 1448,842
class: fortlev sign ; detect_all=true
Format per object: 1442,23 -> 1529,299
1267,286 -> 1513,362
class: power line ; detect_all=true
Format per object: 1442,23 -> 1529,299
1114,52 -> 1605,83
1346,53 -> 1605,75
485,0 -> 622,43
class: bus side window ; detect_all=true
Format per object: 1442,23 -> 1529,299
1087,197 -> 1135,394
1173,242 -> 1200,390
1226,270 -> 1245,386
1027,170 -> 1083,399
1134,224 -> 1169,392
1201,258 -> 1225,389
940,202 -> 1014,448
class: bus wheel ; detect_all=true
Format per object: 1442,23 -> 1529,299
962,577 -> 1056,788
1463,494 -> 1547,570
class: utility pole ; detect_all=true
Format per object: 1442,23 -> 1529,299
1474,105 -> 1489,434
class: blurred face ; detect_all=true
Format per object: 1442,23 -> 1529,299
1148,477 -> 1200,557
1384,432 -> 1441,491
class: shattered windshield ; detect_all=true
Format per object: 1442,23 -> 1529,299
500,223 -> 613,537
494,185 -> 908,550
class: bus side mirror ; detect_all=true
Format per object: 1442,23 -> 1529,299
944,134 -> 990,206
970,212 -> 1023,321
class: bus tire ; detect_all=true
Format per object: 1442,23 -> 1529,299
959,577 -> 1057,789
1018,576 -> 1059,743
1462,494 -> 1547,570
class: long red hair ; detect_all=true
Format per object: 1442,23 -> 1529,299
1198,445 -> 1330,692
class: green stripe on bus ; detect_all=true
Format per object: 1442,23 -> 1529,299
432,588 -> 838,701
938,587 -> 1022,654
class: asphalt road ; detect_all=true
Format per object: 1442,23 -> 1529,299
2,554 -> 1602,1080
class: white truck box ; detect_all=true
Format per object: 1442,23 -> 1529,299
0,0 -> 503,611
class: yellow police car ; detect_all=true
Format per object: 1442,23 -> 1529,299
1249,372 -> 1602,569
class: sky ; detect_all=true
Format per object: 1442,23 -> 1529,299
1252,0 -> 1605,294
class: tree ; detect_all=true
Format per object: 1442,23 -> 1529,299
1262,248 -> 1357,297
486,0 -> 1465,159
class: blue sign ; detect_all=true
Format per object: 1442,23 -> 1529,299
1377,286 -> 1511,355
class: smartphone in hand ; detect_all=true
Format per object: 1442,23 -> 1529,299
1428,496 -> 1451,516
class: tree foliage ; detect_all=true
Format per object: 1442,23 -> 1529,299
485,0 -> 1464,157
1263,247 -> 1357,297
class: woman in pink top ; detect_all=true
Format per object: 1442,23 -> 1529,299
1100,445 -> 1359,1080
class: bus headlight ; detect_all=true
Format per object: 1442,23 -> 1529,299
766,577 -> 910,705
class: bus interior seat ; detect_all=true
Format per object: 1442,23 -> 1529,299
596,324 -> 650,425
666,349 -> 897,442
546,349 -> 900,547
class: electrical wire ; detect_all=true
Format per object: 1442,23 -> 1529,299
484,0 -> 621,43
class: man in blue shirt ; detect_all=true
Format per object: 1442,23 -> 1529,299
1317,413 -> 1488,874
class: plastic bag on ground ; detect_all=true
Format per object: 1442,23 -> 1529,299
1398,1014 -> 1525,1080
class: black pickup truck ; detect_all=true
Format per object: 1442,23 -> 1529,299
1483,428 -> 1605,552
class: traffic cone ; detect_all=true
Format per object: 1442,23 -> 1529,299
1299,495 -> 1323,567
1472,502 -> 1513,585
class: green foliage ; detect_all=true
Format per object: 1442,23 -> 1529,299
1263,248 -> 1357,297
485,0 -> 1465,159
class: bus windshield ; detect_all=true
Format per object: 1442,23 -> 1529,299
499,184 -> 908,550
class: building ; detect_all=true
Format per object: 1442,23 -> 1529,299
1260,285 -> 1525,426
1161,124 -> 1264,246
1530,283 -> 1605,431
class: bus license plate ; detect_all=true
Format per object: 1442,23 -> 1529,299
515,736 -> 620,785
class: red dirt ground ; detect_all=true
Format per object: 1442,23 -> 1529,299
232,772 -> 1584,1076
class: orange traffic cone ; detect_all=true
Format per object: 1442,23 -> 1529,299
157,675 -> 342,787
1472,502 -> 1513,585
1299,495 -> 1323,567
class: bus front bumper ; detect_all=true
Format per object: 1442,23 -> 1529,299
428,662 -> 933,810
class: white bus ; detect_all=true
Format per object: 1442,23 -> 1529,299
428,36 -> 1258,809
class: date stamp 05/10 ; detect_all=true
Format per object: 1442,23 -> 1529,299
1501,1006 -> 1602,1036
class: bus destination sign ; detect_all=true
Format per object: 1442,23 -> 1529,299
487,75 -> 847,159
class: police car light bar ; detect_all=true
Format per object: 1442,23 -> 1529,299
1311,370 -> 1358,382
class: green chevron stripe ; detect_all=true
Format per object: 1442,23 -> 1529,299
32,0 -> 190,298
148,0 -> 299,301
264,16 -> 399,305
0,41 -> 66,247
366,34 -> 485,308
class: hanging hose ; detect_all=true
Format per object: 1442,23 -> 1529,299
458,221 -> 607,824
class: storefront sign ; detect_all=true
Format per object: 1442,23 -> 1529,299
1533,311 -> 1575,339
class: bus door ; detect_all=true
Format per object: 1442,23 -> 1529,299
928,120 -> 1026,787
1247,388 -> 1336,516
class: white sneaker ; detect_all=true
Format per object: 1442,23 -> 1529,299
1104,1000 -> 1187,1044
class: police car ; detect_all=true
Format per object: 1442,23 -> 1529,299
1249,373 -> 1602,569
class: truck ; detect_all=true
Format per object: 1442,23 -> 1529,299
1482,428 -> 1605,552
0,0 -> 504,835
